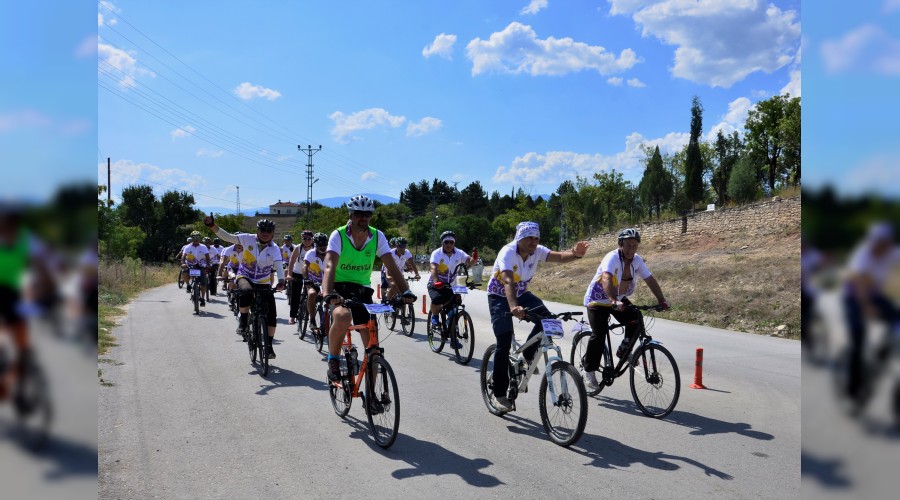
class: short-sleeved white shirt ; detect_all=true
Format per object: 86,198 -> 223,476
182,243 -> 211,267
281,243 -> 295,263
845,243 -> 900,294
232,233 -> 283,284
291,244 -> 314,274
486,241 -> 551,297
430,247 -> 471,285
583,249 -> 652,306
304,248 -> 327,284
208,244 -> 224,264
382,248 -> 413,275
221,244 -> 243,271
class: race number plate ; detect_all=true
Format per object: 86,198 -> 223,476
541,319 -> 565,339
451,285 -> 468,294
189,268 -> 202,277
365,303 -> 394,314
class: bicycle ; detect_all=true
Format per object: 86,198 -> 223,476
328,295 -> 402,449
295,281 -> 310,340
235,287 -> 277,377
222,277 -> 238,316
831,322 -> 900,422
177,267 -> 185,289
479,309 -> 588,447
383,275 -> 420,337
427,264 -> 479,364
206,265 -> 219,297
186,266 -> 206,315
570,304 -> 680,418
0,339 -> 52,450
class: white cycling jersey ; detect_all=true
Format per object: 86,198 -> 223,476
429,247 -> 470,285
583,248 -> 652,307
182,243 -> 211,268
303,248 -> 326,285
485,241 -> 550,297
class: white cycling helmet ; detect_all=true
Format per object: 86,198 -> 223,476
347,194 -> 375,213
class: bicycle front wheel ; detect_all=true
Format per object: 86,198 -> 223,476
177,271 -> 184,289
259,317 -> 269,377
629,343 -> 680,418
298,305 -> 308,340
248,318 -> 257,364
365,356 -> 400,449
401,303 -> 415,337
539,361 -> 587,447
453,311 -> 475,365
193,284 -> 200,315
14,357 -> 53,450
426,312 -> 445,353
570,331 -> 603,397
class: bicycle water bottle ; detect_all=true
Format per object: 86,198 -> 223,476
349,345 -> 359,375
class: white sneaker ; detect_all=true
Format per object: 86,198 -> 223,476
495,396 -> 515,412
581,368 -> 599,391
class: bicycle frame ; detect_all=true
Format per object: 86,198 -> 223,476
508,329 -> 569,401
337,315 -> 382,398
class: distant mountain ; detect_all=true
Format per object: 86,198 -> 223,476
315,193 -> 400,208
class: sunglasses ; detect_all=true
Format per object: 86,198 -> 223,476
352,211 -> 373,218
443,240 -> 455,245
302,237 -> 313,240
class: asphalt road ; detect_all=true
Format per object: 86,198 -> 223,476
99,274 -> 799,499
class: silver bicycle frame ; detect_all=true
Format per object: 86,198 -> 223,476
509,329 -> 569,401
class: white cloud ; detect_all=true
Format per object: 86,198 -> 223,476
626,78 -> 646,87
99,1 -> 121,14
466,22 -> 639,76
781,68 -> 800,97
885,0 -> 900,13
607,77 -> 623,86
423,33 -> 457,59
276,155 -> 293,162
492,131 -> 689,184
196,148 -> 224,158
98,13 -> 103,26
521,0 -> 548,15
98,42 -> 154,87
170,124 -> 196,140
406,117 -> 442,137
233,82 -> 282,101
361,171 -> 377,181
100,158 -> 207,197
821,24 -> 900,75
608,0 -> 800,88
329,108 -> 407,143
75,35 -> 97,58
707,97 -> 752,139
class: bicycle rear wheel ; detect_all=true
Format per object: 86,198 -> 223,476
426,312 -> 445,353
570,331 -> 604,396
400,303 -> 415,337
248,316 -> 258,364
177,271 -> 184,289
453,311 -> 475,365
629,343 -> 680,418
329,356 -> 352,417
298,303 -> 308,340
315,304 -> 327,353
538,361 -> 587,447
364,356 -> 400,449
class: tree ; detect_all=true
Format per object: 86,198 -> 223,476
744,94 -> 801,193
684,96 -> 705,210
593,169 -> 631,231
120,185 -> 157,235
458,181 -> 489,215
407,215 -> 431,248
638,146 -> 674,219
727,155 -> 760,204
711,131 -> 743,206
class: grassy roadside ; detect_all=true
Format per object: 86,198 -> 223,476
532,231 -> 801,338
99,257 -> 178,384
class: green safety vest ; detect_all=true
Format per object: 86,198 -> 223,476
335,225 -> 377,286
0,228 -> 28,290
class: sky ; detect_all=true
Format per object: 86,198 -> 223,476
94,0 -> 804,214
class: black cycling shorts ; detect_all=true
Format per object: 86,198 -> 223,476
0,285 -> 24,325
236,278 -> 277,327
334,282 -> 374,326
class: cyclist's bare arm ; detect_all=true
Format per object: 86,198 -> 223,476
404,259 -> 420,277
643,275 -> 668,307
287,246 -> 301,279
322,251 -> 339,303
546,240 -> 589,263
500,270 -> 525,318
601,271 -> 622,310
430,262 -> 440,283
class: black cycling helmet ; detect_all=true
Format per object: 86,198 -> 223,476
440,230 -> 456,242
395,236 -> 408,246
617,228 -> 641,245
283,234 -> 293,241
301,229 -> 314,238
313,232 -> 328,246
213,238 -> 220,245
202,236 -> 211,243
389,237 -> 397,246
257,219 -> 275,232
347,194 -> 375,214
190,230 -> 201,238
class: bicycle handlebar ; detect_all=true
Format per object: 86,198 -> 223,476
506,308 -> 584,323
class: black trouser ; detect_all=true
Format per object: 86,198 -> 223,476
487,292 -> 550,398
207,266 -> 218,294
289,272 -> 305,319
582,298 -> 642,372
843,292 -> 900,397
236,278 -> 277,327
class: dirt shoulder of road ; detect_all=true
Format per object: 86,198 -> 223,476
530,229 -> 800,338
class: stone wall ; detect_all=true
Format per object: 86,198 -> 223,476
583,195 -> 801,256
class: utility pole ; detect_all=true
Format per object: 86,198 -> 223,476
427,194 -> 440,249
107,158 -> 112,207
298,144 -> 322,224
236,186 -> 241,215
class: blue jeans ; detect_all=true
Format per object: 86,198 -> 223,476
488,292 -> 551,398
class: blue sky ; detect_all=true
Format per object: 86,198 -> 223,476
803,0 -> 900,198
94,0 -> 803,213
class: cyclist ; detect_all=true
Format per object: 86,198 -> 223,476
286,230 -> 316,324
205,216 -> 285,359
842,221 -> 900,403
382,236 -> 420,302
219,240 -> 244,298
486,221 -> 589,411
281,234 -> 295,264
579,228 -> 669,391
322,195 -> 415,385
181,231 -> 212,306
174,236 -> 192,261
302,232 -> 328,332
428,230 -> 473,339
